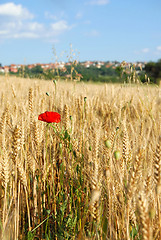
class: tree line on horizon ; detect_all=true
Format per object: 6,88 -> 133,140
5,59 -> 161,84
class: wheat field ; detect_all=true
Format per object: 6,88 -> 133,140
0,76 -> 160,240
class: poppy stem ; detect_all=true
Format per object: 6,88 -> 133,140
45,124 -> 50,210
48,123 -> 63,140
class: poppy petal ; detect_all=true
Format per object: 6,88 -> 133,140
38,111 -> 61,123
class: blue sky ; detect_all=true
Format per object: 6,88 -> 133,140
0,0 -> 161,65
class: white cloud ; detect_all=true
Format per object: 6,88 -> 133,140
0,2 -> 33,19
0,19 -> 45,39
0,3 -> 72,40
141,48 -> 149,53
86,0 -> 110,5
0,19 -> 72,39
0,2 -> 37,39
12,32 -> 39,39
0,30 -> 9,35
51,20 -> 73,33
157,46 -> 161,51
26,22 -> 44,31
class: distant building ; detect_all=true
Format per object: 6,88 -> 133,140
10,64 -> 18,73
4,66 -> 10,73
28,64 -> 35,69
0,67 -> 4,73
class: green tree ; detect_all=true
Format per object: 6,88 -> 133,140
145,60 -> 161,84
31,65 -> 43,74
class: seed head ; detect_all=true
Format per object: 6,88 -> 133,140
105,139 -> 111,149
114,150 -> 121,160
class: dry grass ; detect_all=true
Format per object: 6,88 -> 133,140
0,76 -> 161,239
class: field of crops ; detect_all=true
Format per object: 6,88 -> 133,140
0,76 -> 160,240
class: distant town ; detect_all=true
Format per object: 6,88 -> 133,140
0,60 -> 146,74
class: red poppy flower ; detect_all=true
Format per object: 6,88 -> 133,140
38,111 -> 61,123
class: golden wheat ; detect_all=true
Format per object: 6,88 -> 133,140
0,76 -> 160,239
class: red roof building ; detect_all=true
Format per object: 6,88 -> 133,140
4,66 -> 10,73
10,64 -> 18,73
